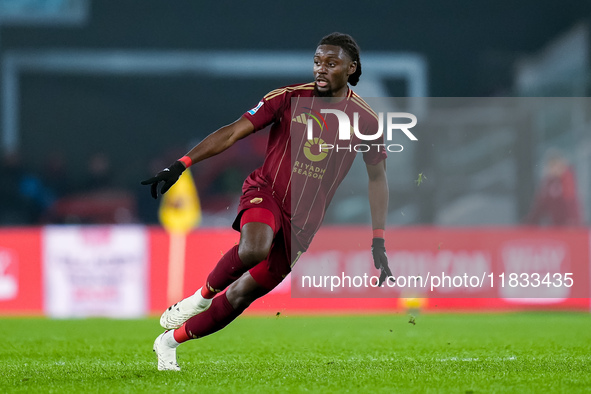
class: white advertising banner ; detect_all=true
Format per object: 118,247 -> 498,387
43,226 -> 148,318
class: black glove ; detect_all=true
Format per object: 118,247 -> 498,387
371,237 -> 394,286
141,160 -> 186,199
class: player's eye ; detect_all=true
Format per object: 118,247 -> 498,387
329,63 -> 336,67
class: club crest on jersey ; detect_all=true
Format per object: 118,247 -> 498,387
247,101 -> 264,115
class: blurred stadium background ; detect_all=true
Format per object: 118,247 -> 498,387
0,0 -> 590,317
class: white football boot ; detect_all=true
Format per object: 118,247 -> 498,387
160,287 -> 213,330
153,331 -> 180,371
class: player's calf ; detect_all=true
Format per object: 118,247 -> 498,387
226,271 -> 273,310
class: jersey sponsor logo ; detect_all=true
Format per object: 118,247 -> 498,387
292,161 -> 325,179
302,107 -> 328,130
250,197 -> 263,204
303,138 -> 328,162
293,109 -> 330,163
247,101 -> 264,115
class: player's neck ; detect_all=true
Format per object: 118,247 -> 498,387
332,85 -> 350,98
316,86 -> 350,103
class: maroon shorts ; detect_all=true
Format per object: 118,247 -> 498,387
232,188 -> 295,290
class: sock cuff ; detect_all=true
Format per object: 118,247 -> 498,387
173,324 -> 191,343
164,330 -> 181,348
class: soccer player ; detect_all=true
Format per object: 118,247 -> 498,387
142,32 -> 393,371
525,149 -> 584,226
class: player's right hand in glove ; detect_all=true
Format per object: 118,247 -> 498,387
371,237 -> 394,286
141,160 -> 186,199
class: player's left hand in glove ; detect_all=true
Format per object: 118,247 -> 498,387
372,237 -> 394,286
141,160 -> 186,199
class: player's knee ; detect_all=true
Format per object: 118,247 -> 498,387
238,244 -> 270,267
238,222 -> 274,267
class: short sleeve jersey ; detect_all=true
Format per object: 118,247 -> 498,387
242,82 -> 387,249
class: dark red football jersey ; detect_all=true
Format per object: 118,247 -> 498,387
242,82 -> 387,249
525,166 -> 583,226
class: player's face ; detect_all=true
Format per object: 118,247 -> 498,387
313,45 -> 357,98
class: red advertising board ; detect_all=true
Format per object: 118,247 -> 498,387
290,227 -> 590,310
150,227 -> 590,314
0,226 -> 589,316
0,228 -> 42,314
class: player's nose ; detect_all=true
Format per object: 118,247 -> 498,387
315,63 -> 328,74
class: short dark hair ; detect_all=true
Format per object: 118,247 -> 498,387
318,32 -> 362,86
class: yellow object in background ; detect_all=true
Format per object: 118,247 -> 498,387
158,169 -> 201,305
158,169 -> 201,234
399,297 -> 428,311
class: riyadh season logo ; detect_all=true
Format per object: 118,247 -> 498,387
302,108 -> 418,154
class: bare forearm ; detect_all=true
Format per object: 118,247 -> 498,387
366,161 -> 389,230
369,177 -> 389,230
184,117 -> 254,166
185,126 -> 234,164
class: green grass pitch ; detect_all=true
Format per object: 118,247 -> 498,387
1,312 -> 590,393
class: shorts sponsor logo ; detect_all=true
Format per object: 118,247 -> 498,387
250,197 -> 263,204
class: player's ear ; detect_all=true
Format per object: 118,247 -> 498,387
348,61 -> 357,76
